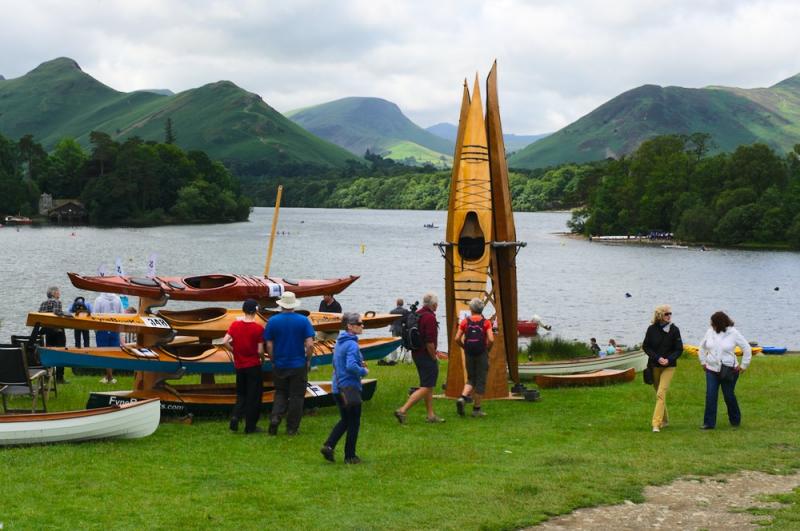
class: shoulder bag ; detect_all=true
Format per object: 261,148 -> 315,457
335,356 -> 362,409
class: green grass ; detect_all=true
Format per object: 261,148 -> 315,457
2,356 -> 800,529
522,336 -> 594,361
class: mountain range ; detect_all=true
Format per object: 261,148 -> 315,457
286,97 -> 454,166
0,58 -> 356,168
509,73 -> 800,169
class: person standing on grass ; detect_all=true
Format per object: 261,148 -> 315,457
382,297 -> 410,365
321,312 -> 368,464
454,298 -> 494,418
697,311 -> 752,430
642,304 -> 683,433
264,291 -> 315,436
394,292 -> 444,424
223,299 -> 266,434
93,292 -> 123,384
38,286 -> 67,383
68,296 -> 92,348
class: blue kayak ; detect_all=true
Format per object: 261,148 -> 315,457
762,346 -> 787,355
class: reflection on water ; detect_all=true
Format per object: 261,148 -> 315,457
1,209 -> 798,349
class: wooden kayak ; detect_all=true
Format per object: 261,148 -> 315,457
683,345 -> 763,356
517,320 -> 539,337
535,368 -> 636,389
67,272 -> 359,301
27,308 -> 399,339
37,337 -> 401,374
0,398 -> 160,445
85,380 -> 378,417
519,350 -> 648,380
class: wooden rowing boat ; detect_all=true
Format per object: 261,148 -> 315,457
517,319 -> 539,337
518,350 -> 648,380
86,380 -> 378,417
37,337 -> 401,374
26,308 -> 399,339
67,272 -> 359,302
534,368 -> 636,389
0,398 -> 160,445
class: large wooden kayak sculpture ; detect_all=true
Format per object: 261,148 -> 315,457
0,398 -> 160,445
67,272 -> 359,302
27,308 -> 399,339
37,337 -> 401,374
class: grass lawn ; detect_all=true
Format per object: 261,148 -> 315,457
2,355 -> 800,530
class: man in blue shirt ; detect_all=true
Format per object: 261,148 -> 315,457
264,292 -> 315,435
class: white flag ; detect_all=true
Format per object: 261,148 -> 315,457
115,257 -> 125,276
147,254 -> 157,278
97,264 -> 108,277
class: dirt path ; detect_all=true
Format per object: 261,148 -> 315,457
529,470 -> 800,530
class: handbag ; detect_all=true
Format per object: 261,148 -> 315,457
339,385 -> 362,408
719,364 -> 737,383
643,366 -> 654,385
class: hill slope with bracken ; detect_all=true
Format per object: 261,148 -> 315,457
509,73 -> 800,169
286,97 -> 454,166
0,58 -> 357,168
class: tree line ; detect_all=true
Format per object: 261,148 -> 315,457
0,130 -> 251,225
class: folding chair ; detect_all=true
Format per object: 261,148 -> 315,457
0,345 -> 48,413
11,326 -> 57,398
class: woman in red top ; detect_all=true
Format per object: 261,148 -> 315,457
223,299 -> 266,434
454,298 -> 494,417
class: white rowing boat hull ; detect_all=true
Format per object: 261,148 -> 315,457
0,399 -> 160,445
519,350 -> 648,379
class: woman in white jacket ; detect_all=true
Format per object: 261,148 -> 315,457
698,311 -> 752,429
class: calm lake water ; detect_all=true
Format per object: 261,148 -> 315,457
1,208 -> 798,349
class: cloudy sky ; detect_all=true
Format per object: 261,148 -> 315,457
2,0 -> 800,134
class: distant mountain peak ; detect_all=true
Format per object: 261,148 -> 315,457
32,57 -> 83,74
772,72 -> 800,90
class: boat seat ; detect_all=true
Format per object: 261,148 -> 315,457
0,345 -> 48,413
167,281 -> 185,289
131,277 -> 160,287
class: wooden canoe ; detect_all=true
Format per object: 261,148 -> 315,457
86,380 -> 378,417
0,398 -> 160,445
37,337 -> 401,374
27,308 -> 399,339
67,272 -> 359,302
535,368 -> 636,389
519,350 -> 648,380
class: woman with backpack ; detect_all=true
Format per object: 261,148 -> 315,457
454,298 -> 494,417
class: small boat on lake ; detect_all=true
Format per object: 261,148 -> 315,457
535,368 -> 636,389
67,272 -> 359,302
0,398 -> 160,446
518,350 -> 647,380
3,215 -> 33,225
761,346 -> 787,355
37,337 -> 401,374
517,320 -> 539,336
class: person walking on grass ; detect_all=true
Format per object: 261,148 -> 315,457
642,304 -> 683,433
698,311 -> 752,430
223,299 -> 266,434
454,298 -> 494,418
394,292 -> 444,424
264,291 -> 315,436
321,312 -> 368,464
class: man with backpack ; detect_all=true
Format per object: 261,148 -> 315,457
454,298 -> 494,417
393,292 -> 445,424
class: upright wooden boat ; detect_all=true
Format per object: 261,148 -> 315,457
0,398 -> 160,445
535,368 -> 636,389
37,337 -> 401,374
518,350 -> 648,380
67,272 -> 359,302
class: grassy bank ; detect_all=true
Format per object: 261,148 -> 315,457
2,356 -> 800,529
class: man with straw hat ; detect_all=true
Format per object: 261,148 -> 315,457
263,291 -> 315,435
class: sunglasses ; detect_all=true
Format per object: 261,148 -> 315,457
351,321 -> 364,326
664,312 -> 672,316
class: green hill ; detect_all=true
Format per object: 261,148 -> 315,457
0,58 -> 357,168
426,122 -> 549,152
286,97 -> 454,167
509,73 -> 800,169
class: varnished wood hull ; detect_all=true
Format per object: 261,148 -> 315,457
535,368 -> 636,389
86,380 -> 377,417
67,272 -> 359,301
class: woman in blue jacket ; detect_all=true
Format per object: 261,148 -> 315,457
321,312 -> 369,464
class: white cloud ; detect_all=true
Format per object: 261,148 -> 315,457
1,0 -> 799,134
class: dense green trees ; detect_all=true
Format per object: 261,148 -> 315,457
0,131 -> 250,225
572,134 -> 800,248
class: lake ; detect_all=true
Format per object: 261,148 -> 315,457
1,208 -> 798,350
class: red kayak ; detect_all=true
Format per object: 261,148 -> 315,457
517,320 -> 539,336
67,272 -> 359,302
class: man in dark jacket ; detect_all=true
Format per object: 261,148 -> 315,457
381,298 -> 410,365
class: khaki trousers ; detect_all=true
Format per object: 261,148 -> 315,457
652,367 -> 675,428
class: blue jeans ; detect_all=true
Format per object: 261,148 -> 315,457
704,368 -> 741,428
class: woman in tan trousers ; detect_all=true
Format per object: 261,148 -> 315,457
642,304 -> 683,432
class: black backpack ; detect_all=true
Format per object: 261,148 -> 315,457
401,302 -> 422,351
463,318 -> 487,356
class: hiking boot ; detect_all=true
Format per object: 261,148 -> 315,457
393,409 -> 407,424
267,422 -> 279,436
229,417 -> 239,432
652,427 -> 660,432
456,398 -> 465,417
426,415 -> 445,423
245,427 -> 264,434
471,409 -> 486,418
320,445 -> 335,462
344,456 -> 362,464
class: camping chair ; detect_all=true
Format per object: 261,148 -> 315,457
0,345 -> 48,413
11,326 -> 57,398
